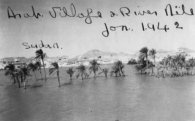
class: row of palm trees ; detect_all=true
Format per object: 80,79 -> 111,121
156,54 -> 195,77
4,49 -> 50,88
49,60 -> 125,87
4,49 -> 126,88
135,47 -> 195,78
28,61 -> 42,81
5,63 -> 30,88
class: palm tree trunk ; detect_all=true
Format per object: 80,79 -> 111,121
81,73 -> 84,80
152,57 -> 156,75
94,71 -> 96,78
12,74 -> 16,84
115,72 -> 117,77
70,74 -> 73,79
42,59 -> 47,81
146,55 -> 148,69
120,68 -> 124,76
98,66 -> 102,71
69,75 -> 72,83
20,74 -> 24,83
23,80 -> 27,89
34,71 -> 37,81
151,67 -> 154,75
39,69 -> 43,80
119,70 -> 121,76
105,72 -> 107,78
57,70 -> 60,87
16,75 -> 20,88
69,75 -> 72,80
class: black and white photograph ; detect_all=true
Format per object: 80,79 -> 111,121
0,0 -> 195,121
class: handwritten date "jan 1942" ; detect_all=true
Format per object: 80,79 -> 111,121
101,22 -> 183,37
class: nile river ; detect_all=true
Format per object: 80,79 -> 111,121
1,66 -> 195,121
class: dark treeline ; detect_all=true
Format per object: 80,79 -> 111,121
4,49 -> 126,88
134,47 -> 195,78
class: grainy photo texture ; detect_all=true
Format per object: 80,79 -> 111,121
0,0 -> 195,121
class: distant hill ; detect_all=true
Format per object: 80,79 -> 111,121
0,57 -> 31,63
178,47 -> 195,53
62,49 -> 133,66
78,49 -> 131,61
80,49 -> 118,59
1,47 -> 195,68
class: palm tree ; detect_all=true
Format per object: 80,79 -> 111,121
166,55 -> 173,67
136,55 -> 146,74
5,65 -> 30,88
149,49 -> 156,74
35,61 -> 43,80
89,59 -> 101,78
158,53 -> 188,77
110,65 -> 119,77
188,58 -> 195,75
4,64 -> 16,84
28,62 -> 38,81
66,67 -> 74,83
76,64 -> 86,80
139,47 -> 149,69
111,61 -> 125,77
49,62 -> 60,87
172,54 -> 186,73
19,66 -> 31,89
99,68 -> 109,78
149,49 -> 156,64
115,60 -> 125,76
35,49 -> 47,81
14,69 -> 21,88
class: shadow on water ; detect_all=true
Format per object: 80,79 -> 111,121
29,84 -> 43,88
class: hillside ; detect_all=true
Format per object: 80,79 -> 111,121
1,47 -> 195,68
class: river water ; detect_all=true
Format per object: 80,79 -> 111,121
1,66 -> 195,121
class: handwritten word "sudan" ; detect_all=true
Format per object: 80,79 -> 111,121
22,40 -> 62,49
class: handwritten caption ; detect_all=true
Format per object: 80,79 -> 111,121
6,3 -> 195,49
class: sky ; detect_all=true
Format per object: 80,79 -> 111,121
0,0 -> 195,58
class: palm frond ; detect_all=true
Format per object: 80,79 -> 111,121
76,73 -> 80,79
49,68 -> 56,75
140,47 -> 148,54
28,63 -> 38,71
66,68 -> 74,75
35,49 -> 46,60
35,61 -> 42,69
5,70 -> 11,76
51,62 -> 59,69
